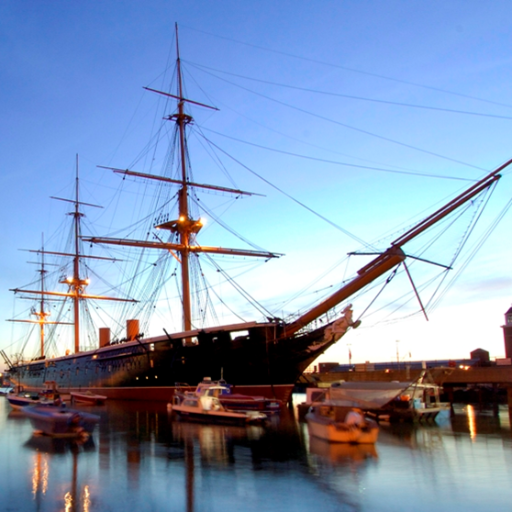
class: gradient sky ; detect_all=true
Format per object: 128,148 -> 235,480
1,1 -> 512,370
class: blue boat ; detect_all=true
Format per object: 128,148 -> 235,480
21,405 -> 100,438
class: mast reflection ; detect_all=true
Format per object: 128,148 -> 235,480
31,451 -> 48,511
167,411 -> 303,512
25,434 -> 95,511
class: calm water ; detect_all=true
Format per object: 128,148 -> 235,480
1,395 -> 511,512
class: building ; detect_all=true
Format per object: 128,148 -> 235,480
502,306 -> 512,359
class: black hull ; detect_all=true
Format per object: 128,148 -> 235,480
8,322 -> 336,403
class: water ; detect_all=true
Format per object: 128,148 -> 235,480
1,395 -> 511,511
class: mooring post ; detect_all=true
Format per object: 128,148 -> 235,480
445,385 -> 455,417
507,387 -> 512,424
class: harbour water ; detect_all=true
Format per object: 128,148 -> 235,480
1,395 -> 511,511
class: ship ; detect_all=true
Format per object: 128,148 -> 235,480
3,26 -> 511,402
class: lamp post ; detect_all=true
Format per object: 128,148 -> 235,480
347,343 -> 352,366
396,340 -> 400,370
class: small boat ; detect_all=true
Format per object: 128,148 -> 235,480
328,370 -> 450,423
329,381 -> 407,408
70,391 -> 107,405
6,381 -> 63,410
305,402 -> 379,444
7,392 -> 50,409
169,392 -> 267,425
21,404 -> 100,438
186,377 -> 282,413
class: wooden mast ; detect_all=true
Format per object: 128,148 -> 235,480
283,158 -> 512,337
11,156 -> 136,356
38,237 -> 48,357
85,24 -> 280,332
8,239 -> 73,358
175,23 -> 193,331
72,154 -> 82,353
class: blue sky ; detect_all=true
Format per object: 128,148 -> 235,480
1,1 -> 512,369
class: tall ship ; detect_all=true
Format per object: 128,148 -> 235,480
3,28 -> 510,402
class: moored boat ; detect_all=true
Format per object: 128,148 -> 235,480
21,404 -> 100,438
328,370 -> 451,422
7,393 -> 55,410
305,402 -> 379,444
169,392 -> 267,425
181,377 -> 283,413
70,391 -> 107,405
7,381 -> 63,410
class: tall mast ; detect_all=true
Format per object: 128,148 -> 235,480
73,154 -> 82,352
38,235 -> 48,357
11,156 -> 136,356
85,24 -> 281,331
7,236 -> 72,358
175,23 -> 193,331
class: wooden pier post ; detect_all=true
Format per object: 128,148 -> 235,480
507,387 -> 512,424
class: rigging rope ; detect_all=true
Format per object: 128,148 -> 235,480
196,134 -> 373,249
202,252 -> 275,320
187,60 -> 512,121
180,24 -> 512,110
189,65 -> 485,171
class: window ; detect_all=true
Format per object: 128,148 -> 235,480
230,330 -> 249,341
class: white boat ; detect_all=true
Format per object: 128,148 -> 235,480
328,370 -> 451,422
21,404 -> 100,438
181,377 -> 282,413
169,392 -> 267,425
305,402 -> 379,444
329,381 -> 408,408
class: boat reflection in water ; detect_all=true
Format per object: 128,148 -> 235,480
5,399 -> 512,512
308,435 -> 378,464
170,420 -> 266,464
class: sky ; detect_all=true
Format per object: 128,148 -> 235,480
1,0 -> 512,370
